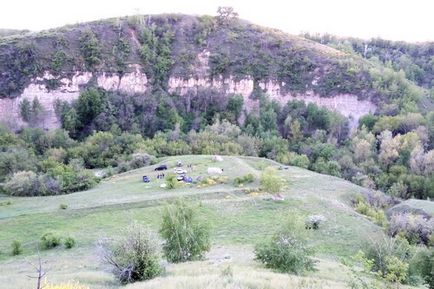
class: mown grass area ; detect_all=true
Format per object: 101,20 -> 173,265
0,155 -> 391,288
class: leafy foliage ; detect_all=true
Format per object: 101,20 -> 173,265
260,167 -> 284,194
40,232 -> 62,250
64,237 -> 76,249
255,216 -> 315,274
412,248 -> 434,289
160,200 -> 211,263
99,223 -> 162,284
79,30 -> 102,69
11,240 -> 22,256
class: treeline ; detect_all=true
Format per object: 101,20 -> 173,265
303,33 -> 434,92
4,85 -> 432,199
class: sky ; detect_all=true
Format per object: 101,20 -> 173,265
1,0 -> 433,42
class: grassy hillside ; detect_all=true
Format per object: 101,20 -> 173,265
0,155 -> 388,288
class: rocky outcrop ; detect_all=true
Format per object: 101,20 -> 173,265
0,65 -> 148,130
168,77 -> 376,127
0,62 -> 376,130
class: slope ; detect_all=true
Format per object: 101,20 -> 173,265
0,155 -> 386,288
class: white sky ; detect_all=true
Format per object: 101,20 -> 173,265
1,0 -> 433,42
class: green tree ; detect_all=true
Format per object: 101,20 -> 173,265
260,166 -> 284,194
31,97 -> 43,123
79,30 -> 101,69
226,94 -> 244,123
19,99 -> 31,122
160,200 -> 211,263
216,6 -> 239,25
76,88 -> 104,125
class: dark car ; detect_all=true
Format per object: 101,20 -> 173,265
142,176 -> 150,183
154,165 -> 168,171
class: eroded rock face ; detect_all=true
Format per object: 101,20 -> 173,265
0,55 -> 376,130
0,71 -> 92,130
0,65 -> 148,130
167,76 -> 376,127
97,64 -> 148,93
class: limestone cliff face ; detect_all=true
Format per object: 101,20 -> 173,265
0,48 -> 376,130
0,61 -> 375,130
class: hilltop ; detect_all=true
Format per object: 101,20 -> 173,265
0,13 -> 427,130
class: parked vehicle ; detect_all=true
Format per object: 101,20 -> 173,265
142,176 -> 150,183
174,168 -> 187,174
155,165 -> 168,171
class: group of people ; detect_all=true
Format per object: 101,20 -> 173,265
156,173 -> 165,179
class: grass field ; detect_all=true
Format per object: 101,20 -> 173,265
0,155 -> 415,288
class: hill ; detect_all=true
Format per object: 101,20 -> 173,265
0,155 -> 387,288
1,13 -> 434,288
0,14 -> 425,130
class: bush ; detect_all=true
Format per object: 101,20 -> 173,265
59,203 -> 68,210
412,248 -> 434,289
64,237 -> 76,249
40,232 -> 61,250
384,255 -> 409,283
364,236 -> 412,283
11,240 -> 22,256
233,173 -> 255,186
354,197 -> 388,227
260,167 -> 284,194
165,173 -> 179,189
305,215 -> 326,230
99,223 -> 161,284
160,200 -> 210,263
128,153 -> 155,169
254,217 -> 315,274
388,213 -> 434,245
3,171 -> 39,196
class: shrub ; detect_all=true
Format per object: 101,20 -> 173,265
354,197 -> 388,227
40,232 -> 61,250
0,200 -> 12,206
305,215 -> 326,230
128,153 -> 155,169
64,237 -> 76,249
160,200 -> 211,263
233,173 -> 255,186
3,171 -> 39,196
364,236 -> 412,283
59,203 -> 68,210
388,213 -> 434,245
260,167 -> 284,194
99,223 -> 161,284
412,248 -> 434,289
165,173 -> 179,189
384,255 -> 409,283
254,217 -> 315,274
11,240 -> 22,256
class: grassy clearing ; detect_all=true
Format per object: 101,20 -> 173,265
0,155 -> 395,288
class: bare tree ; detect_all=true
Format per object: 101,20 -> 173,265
27,252 -> 47,289
216,7 -> 239,25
